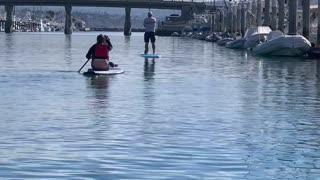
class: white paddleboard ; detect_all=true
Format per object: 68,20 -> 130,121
84,67 -> 124,75
140,54 -> 161,58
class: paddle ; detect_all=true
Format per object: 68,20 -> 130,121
78,58 -> 90,73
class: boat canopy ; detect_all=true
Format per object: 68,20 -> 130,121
266,30 -> 284,41
244,26 -> 272,38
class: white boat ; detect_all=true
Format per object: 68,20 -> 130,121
226,26 -> 271,49
243,26 -> 272,49
252,34 -> 311,57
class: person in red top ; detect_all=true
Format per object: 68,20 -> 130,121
86,34 -> 114,71
86,34 -> 110,71
103,35 -> 117,68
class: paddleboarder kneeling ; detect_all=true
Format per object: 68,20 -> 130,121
143,11 -> 157,54
86,34 -> 118,71
86,34 -> 111,71
103,35 -> 117,68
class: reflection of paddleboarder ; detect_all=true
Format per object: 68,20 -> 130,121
143,11 -> 157,54
144,58 -> 155,80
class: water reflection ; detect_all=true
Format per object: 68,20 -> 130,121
143,58 -> 155,81
2,33 -> 320,179
86,76 -> 110,114
237,57 -> 320,179
123,36 -> 131,51
64,35 -> 72,65
4,34 -> 14,64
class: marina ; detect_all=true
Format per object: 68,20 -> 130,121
1,31 -> 320,179
1,0 -> 320,179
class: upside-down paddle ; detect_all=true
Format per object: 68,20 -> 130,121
78,58 -> 90,73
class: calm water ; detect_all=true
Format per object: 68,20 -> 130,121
0,32 -> 320,179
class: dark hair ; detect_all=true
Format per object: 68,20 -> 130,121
96,34 -> 104,44
104,35 -> 110,43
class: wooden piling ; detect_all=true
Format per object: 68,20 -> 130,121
237,5 -> 241,34
252,0 -> 257,27
302,0 -> 310,39
288,0 -> 297,34
278,0 -> 285,32
263,0 -> 270,26
241,2 -> 246,37
317,0 -> 320,44
271,0 -> 277,30
257,0 -> 262,26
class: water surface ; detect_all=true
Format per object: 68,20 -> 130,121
0,32 -> 320,179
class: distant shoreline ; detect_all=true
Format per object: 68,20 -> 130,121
89,28 -> 145,32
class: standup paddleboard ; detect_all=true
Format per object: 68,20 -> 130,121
83,67 -> 124,76
140,54 -> 161,58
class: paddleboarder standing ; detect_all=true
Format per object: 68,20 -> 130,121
143,11 -> 157,54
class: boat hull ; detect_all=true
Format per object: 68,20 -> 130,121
252,35 -> 311,57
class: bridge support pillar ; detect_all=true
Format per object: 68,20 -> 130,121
5,4 -> 14,33
64,5 -> 72,35
124,7 -> 131,36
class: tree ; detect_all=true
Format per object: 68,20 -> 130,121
45,10 -> 55,21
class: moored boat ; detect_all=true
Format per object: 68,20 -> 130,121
243,26 -> 272,49
252,34 -> 311,57
226,26 -> 271,49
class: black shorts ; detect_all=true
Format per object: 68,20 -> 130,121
144,32 -> 156,43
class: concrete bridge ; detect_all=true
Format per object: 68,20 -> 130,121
0,0 -> 208,35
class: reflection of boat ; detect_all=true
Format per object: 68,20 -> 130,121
225,38 -> 246,49
205,32 -> 222,42
308,47 -> 320,59
226,26 -> 271,49
40,19 -> 45,32
252,34 -> 311,57
171,32 -> 180,36
217,38 -> 234,46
